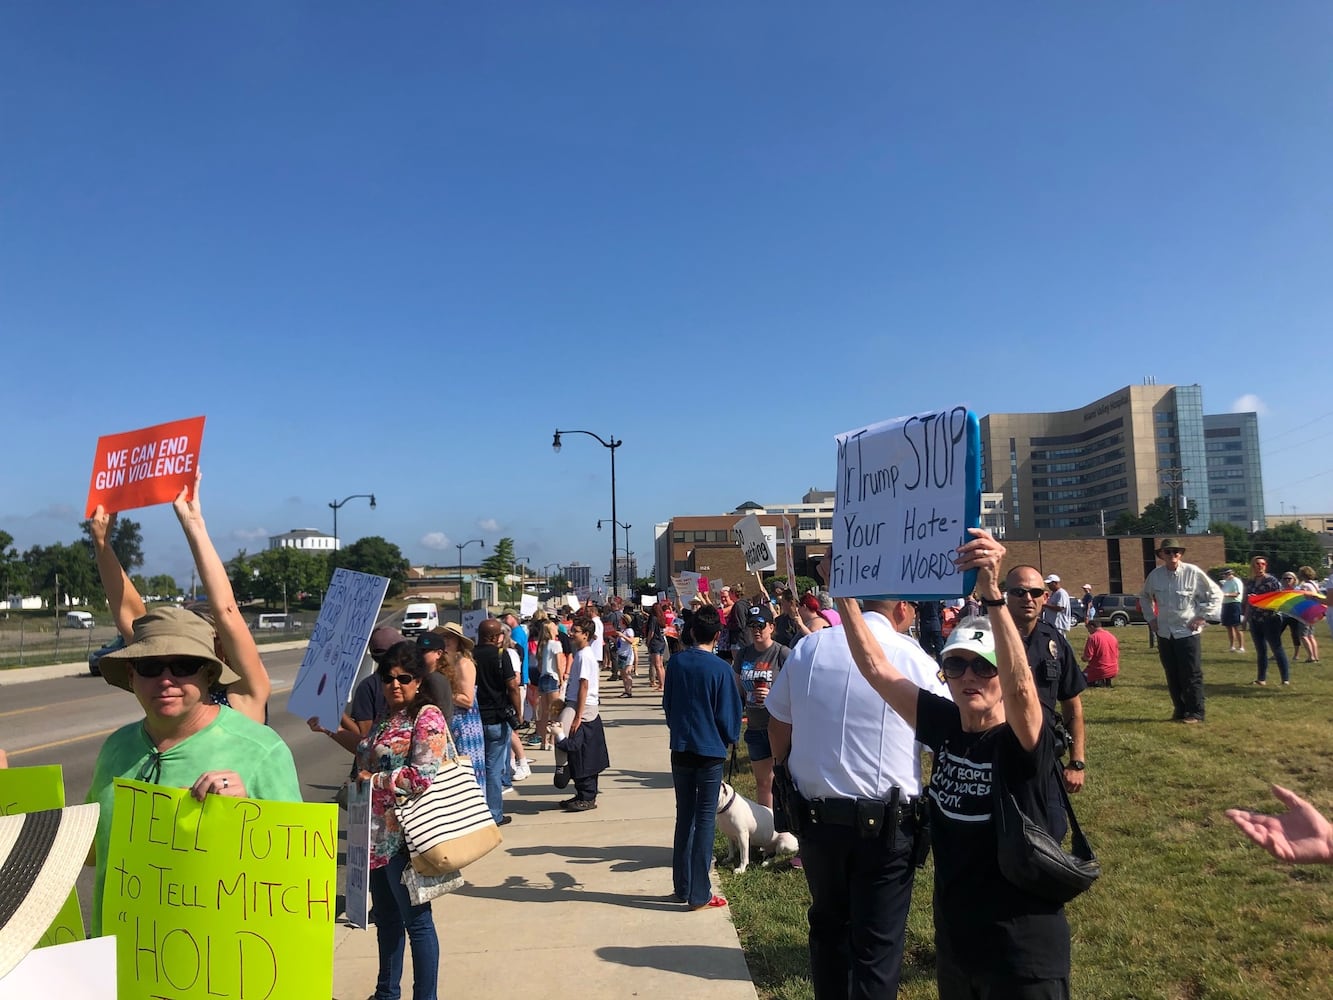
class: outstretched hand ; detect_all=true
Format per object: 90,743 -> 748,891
953,528 -> 1006,597
89,505 -> 115,548
1226,785 -> 1333,865
173,468 -> 204,529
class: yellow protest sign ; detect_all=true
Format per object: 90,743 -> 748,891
104,778 -> 337,1000
0,764 -> 86,947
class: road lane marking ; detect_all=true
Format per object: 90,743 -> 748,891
10,727 -> 121,757
0,692 -> 120,719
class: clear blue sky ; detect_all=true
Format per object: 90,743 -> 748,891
3,3 -> 1331,585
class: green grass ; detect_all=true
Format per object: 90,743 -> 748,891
717,626 -> 1333,1000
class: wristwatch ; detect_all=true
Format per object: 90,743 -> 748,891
980,595 -> 1006,607
1065,760 -> 1086,771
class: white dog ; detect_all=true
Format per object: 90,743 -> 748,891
715,781 -> 799,873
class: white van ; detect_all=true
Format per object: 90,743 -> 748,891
65,610 -> 95,630
255,613 -> 299,631
401,603 -> 439,636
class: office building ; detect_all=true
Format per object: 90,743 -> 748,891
980,383 -> 1259,538
562,562 -> 591,593
1203,412 -> 1266,530
268,529 -> 337,551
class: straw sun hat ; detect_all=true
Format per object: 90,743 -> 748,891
0,803 -> 100,980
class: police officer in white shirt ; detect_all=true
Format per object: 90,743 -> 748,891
768,597 -> 949,999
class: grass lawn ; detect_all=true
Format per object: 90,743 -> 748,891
716,624 -> 1333,1000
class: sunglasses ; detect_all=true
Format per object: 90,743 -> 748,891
941,655 -> 999,680
132,657 -> 207,679
380,673 -> 418,686
1006,587 -> 1046,600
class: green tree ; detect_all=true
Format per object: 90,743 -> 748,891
332,536 -> 409,597
547,575 -> 571,595
250,547 -> 331,608
147,574 -> 179,598
22,542 -> 98,607
1111,496 -> 1199,536
79,515 -> 145,573
480,537 -> 517,603
0,530 -> 27,598
1249,523 -> 1324,577
1208,521 -> 1252,564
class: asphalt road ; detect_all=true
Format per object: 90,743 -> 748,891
2,645 -> 355,930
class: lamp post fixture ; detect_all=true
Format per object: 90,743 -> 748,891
455,538 -> 485,622
329,493 -> 377,551
597,519 -> 632,596
554,429 -> 622,598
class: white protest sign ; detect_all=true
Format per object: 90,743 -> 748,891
831,406 -> 980,599
732,514 -> 778,571
0,935 -> 116,998
520,593 -> 539,617
462,609 -> 488,639
565,593 -> 580,612
344,781 -> 371,929
641,594 -> 657,607
288,568 -> 390,732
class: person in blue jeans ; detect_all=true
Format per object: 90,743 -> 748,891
473,618 -> 520,826
663,604 -> 743,910
356,641 -> 447,1000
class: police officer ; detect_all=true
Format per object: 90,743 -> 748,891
767,598 -> 947,999
1004,565 -> 1087,837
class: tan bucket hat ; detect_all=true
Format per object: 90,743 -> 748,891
98,605 -> 233,691
435,621 -> 475,653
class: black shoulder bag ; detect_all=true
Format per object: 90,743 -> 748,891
992,760 -> 1100,903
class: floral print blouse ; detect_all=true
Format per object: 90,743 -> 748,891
356,704 -> 450,869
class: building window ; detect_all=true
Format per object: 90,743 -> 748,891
799,518 -> 817,531
818,518 -> 833,530
672,532 -> 685,543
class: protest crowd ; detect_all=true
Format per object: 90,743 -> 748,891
3,466 -> 1332,1000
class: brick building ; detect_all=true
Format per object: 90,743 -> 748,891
1000,534 -> 1226,596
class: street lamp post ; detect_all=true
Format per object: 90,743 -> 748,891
329,493 -> 377,551
455,538 -> 485,622
597,519 -> 632,597
554,429 -> 622,598
513,555 -> 531,603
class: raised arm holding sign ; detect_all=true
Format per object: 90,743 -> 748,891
831,407 -> 981,600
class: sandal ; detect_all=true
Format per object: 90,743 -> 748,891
690,894 -> 728,910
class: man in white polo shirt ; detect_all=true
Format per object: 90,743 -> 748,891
768,597 -> 948,999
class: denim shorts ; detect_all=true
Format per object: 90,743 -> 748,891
538,674 -> 560,694
744,727 -> 773,762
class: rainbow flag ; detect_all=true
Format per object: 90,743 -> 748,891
1248,590 -> 1328,625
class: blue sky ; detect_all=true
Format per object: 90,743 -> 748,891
3,3 -> 1331,585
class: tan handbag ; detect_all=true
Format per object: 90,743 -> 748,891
394,723 -> 501,875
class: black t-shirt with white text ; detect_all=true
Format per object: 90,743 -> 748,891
915,690 -> 1070,980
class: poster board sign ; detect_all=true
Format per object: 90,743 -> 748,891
105,779 -> 337,1000
565,593 -> 580,612
519,593 -> 539,618
86,416 -> 206,517
831,407 -> 981,600
344,782 -> 371,929
462,609 -> 488,639
0,765 -> 86,948
0,935 -> 116,998
640,594 -> 657,607
732,514 -> 778,571
288,568 -> 390,732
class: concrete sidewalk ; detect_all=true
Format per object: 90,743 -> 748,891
331,690 -> 759,1000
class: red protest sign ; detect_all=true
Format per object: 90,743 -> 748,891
86,416 -> 206,516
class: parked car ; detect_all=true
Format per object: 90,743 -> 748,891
1093,593 -> 1147,627
88,634 -> 125,676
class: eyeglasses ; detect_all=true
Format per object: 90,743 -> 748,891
380,673 -> 418,686
1006,587 -> 1046,600
132,658 -> 207,679
941,655 -> 999,680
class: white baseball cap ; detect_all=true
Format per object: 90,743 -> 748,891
1044,574 -> 1060,584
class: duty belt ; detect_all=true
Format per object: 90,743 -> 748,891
798,787 -> 913,839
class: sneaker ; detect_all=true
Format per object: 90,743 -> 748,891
512,760 -> 532,782
502,785 -> 516,796
1236,647 -> 1246,653
563,798 -> 598,812
522,736 -> 543,749
1228,645 -> 1237,653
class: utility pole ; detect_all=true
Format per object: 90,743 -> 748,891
1159,466 -> 1187,534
